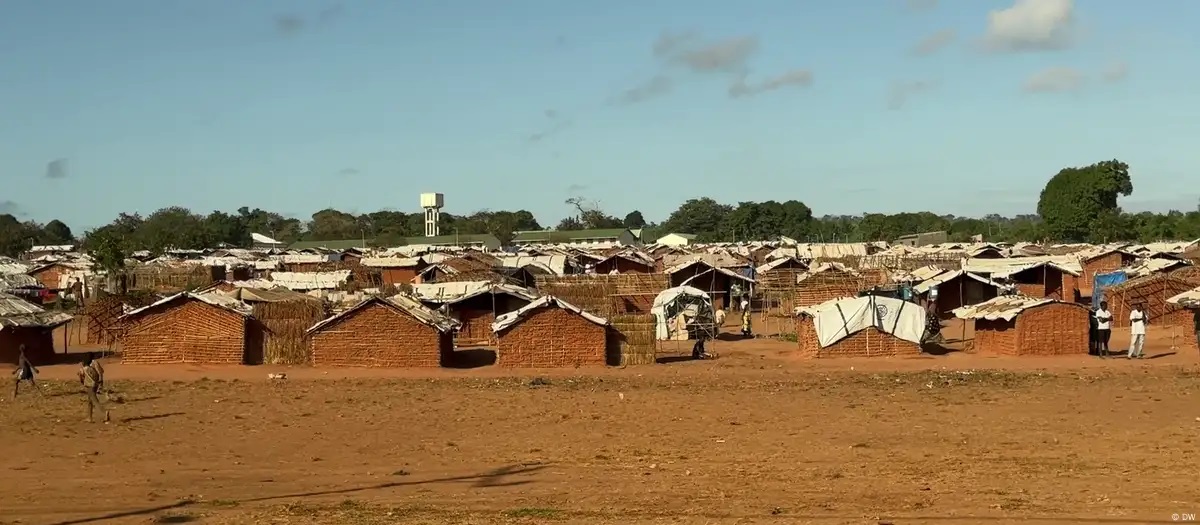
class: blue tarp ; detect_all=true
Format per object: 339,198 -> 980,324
1092,271 -> 1127,306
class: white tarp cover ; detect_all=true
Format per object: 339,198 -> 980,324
650,286 -> 714,340
810,296 -> 926,348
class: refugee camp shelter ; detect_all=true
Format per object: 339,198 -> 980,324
359,256 -> 428,287
411,281 -> 537,345
650,286 -> 717,341
664,257 -> 755,309
953,295 -> 1089,356
591,251 -> 655,274
492,296 -> 609,367
1103,267 -> 1200,328
223,286 -> 327,365
117,292 -> 253,365
1167,286 -> 1200,354
1076,246 -> 1138,298
0,292 -> 73,364
913,270 -> 1002,316
307,295 -> 459,367
794,295 -> 926,358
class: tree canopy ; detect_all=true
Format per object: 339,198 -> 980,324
2,160 -> 1198,257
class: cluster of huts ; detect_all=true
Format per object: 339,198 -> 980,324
2,237 -> 1199,367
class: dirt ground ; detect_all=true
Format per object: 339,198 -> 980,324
4,328 -> 1200,525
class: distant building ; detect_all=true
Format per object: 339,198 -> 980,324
24,245 -> 75,260
655,233 -> 697,247
288,233 -> 501,252
894,231 -> 948,247
511,228 -> 639,247
251,233 -> 284,250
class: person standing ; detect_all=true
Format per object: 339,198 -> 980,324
740,307 -> 752,338
78,354 -> 110,423
1095,301 -> 1113,358
1128,304 -> 1147,359
11,346 -> 41,398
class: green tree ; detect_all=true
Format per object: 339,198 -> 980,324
1037,159 -> 1133,242
623,210 -> 646,229
661,198 -> 733,241
204,211 -> 251,247
138,207 -> 213,254
307,208 -> 360,240
41,219 -> 75,245
0,214 -> 38,257
237,207 -> 303,242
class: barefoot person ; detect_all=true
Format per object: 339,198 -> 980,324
11,346 -> 41,398
78,354 -> 110,423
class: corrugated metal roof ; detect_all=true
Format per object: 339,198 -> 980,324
0,274 -> 40,291
962,257 -> 1082,277
755,256 -> 807,274
913,270 -> 1002,294
0,292 -> 74,328
223,287 -> 321,303
491,295 -> 608,333
306,295 -> 459,334
410,281 -> 538,304
951,295 -> 1070,321
269,270 -> 352,290
118,291 -> 252,320
664,257 -> 755,283
359,256 -> 424,268
1167,286 -> 1200,308
1122,258 -> 1190,278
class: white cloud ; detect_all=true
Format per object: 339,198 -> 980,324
1023,67 -> 1084,93
728,69 -> 813,98
983,0 -> 1074,52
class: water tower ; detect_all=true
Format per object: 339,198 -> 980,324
420,193 -> 444,237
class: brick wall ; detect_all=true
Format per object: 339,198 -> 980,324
1081,253 -> 1126,294
310,302 -> 449,367
0,327 -> 56,365
973,319 -> 1018,355
454,307 -> 496,346
496,307 -> 608,368
120,298 -> 247,364
1105,276 -> 1200,327
379,267 -> 421,287
1016,283 -> 1047,298
30,264 -> 65,290
1014,303 -> 1089,356
795,317 -> 921,358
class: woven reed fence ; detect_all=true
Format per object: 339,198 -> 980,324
253,300 -> 328,365
534,273 -> 669,317
607,314 -> 657,366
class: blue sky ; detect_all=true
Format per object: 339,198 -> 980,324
3,0 -> 1198,231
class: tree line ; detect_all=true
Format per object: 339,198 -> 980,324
1,159 -> 1197,259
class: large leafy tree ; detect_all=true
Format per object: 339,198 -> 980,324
1037,159 -> 1133,242
42,219 -> 75,245
661,198 -> 734,242
623,210 -> 647,229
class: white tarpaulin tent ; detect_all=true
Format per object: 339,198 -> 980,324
803,295 -> 926,348
650,285 -> 715,341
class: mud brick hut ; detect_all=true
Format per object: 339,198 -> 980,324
278,252 -> 335,273
0,292 -> 73,364
953,295 -> 1089,356
26,260 -> 91,294
664,257 -> 755,310
794,295 -> 926,358
1075,247 -> 1139,300
307,295 -> 459,367
591,251 -> 655,274
116,292 -> 253,364
413,256 -> 495,284
359,256 -> 427,287
1167,287 -> 1200,354
1103,266 -> 1200,328
411,281 -> 537,346
223,287 -> 327,365
491,296 -> 609,368
913,270 -> 1002,318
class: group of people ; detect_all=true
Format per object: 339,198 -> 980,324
1090,300 -> 1148,359
11,346 -> 111,423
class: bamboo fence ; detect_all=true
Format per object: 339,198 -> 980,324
608,314 -> 657,365
534,273 -> 669,318
252,300 -> 329,365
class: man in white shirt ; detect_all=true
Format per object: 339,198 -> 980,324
1094,301 -> 1113,358
1128,303 -> 1147,359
